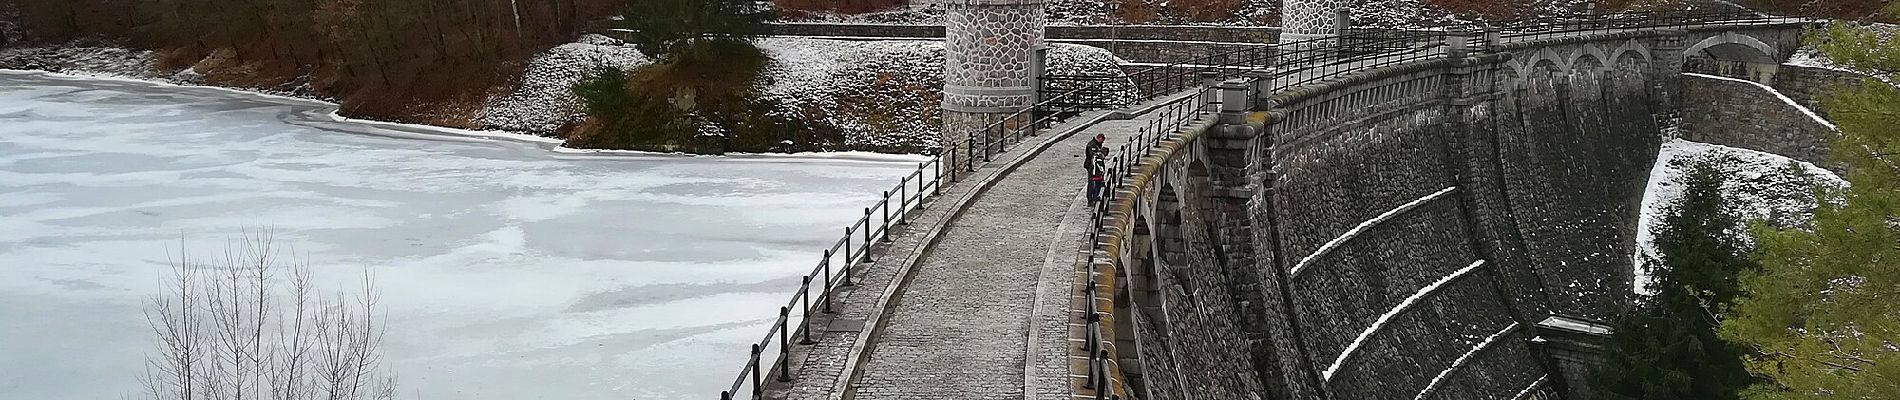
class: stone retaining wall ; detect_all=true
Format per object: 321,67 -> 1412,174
1680,73 -> 1837,170
1769,63 -> 1869,120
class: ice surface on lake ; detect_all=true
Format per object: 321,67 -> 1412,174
0,71 -> 923,400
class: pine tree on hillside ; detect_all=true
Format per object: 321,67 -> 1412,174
621,0 -> 772,60
1589,160 -> 1756,400
1721,4 -> 1900,398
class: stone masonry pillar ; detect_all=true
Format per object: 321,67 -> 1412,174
942,0 -> 1046,179
1648,29 -> 1690,120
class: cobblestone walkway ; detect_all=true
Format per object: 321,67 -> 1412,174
848,116 -> 1149,400
759,92 -> 1193,400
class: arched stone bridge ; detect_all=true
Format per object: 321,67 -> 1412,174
719,9 -> 1825,400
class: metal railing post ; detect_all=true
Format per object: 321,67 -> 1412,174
862,208 -> 875,261
821,253 -> 835,312
900,180 -> 912,225
749,344 -> 762,399
966,134 -> 979,172
799,276 -> 816,345
937,155 -> 949,187
843,252 -> 855,286
881,193 -> 894,237
844,227 -> 854,266
777,307 -> 792,382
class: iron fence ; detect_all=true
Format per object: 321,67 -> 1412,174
717,89 -> 1093,400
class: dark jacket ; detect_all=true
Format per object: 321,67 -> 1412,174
1085,139 -> 1105,170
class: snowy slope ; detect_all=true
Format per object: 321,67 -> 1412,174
480,34 -> 652,134
760,38 -> 1135,150
1631,139 -> 1847,295
1784,23 -> 1899,86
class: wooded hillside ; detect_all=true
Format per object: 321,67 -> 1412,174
2,0 -> 621,125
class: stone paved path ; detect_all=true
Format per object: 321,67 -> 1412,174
847,114 -> 1151,400
758,92 -> 1195,400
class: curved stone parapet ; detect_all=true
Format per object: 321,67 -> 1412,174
1089,18 -> 1814,400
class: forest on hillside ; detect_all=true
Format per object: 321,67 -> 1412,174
775,0 -> 1897,25
0,0 -> 1888,130
0,0 -> 623,124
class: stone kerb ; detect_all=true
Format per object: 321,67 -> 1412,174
1678,73 -> 1839,170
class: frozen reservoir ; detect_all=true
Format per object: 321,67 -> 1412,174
0,71 -> 922,400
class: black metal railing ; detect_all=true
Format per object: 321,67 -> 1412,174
1493,9 -> 1790,43
718,146 -> 949,400
1265,30 -> 1454,94
717,90 -> 1094,400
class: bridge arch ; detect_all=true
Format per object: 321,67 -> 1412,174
1682,32 -> 1781,82
1510,47 -> 1572,83
1568,46 -> 1612,76
1608,40 -> 1654,69
1685,32 -> 1780,64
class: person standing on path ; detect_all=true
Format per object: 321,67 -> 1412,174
1085,134 -> 1107,204
1085,133 -> 1106,168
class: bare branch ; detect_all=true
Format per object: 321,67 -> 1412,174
139,233 -> 397,400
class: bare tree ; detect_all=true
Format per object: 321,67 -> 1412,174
140,231 -> 397,400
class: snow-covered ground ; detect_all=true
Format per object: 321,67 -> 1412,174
2,33 -> 1135,153
759,38 -> 1135,150
480,34 -> 652,134
0,70 -> 924,400
1631,139 -> 1847,295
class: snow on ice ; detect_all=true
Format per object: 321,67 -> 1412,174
0,71 -> 920,400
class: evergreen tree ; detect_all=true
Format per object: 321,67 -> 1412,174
1720,3 -> 1900,398
1589,160 -> 1756,400
621,0 -> 772,60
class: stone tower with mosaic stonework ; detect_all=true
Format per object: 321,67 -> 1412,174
941,0 -> 1046,175
1280,0 -> 1345,46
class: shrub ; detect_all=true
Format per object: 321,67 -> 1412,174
566,41 -> 816,153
